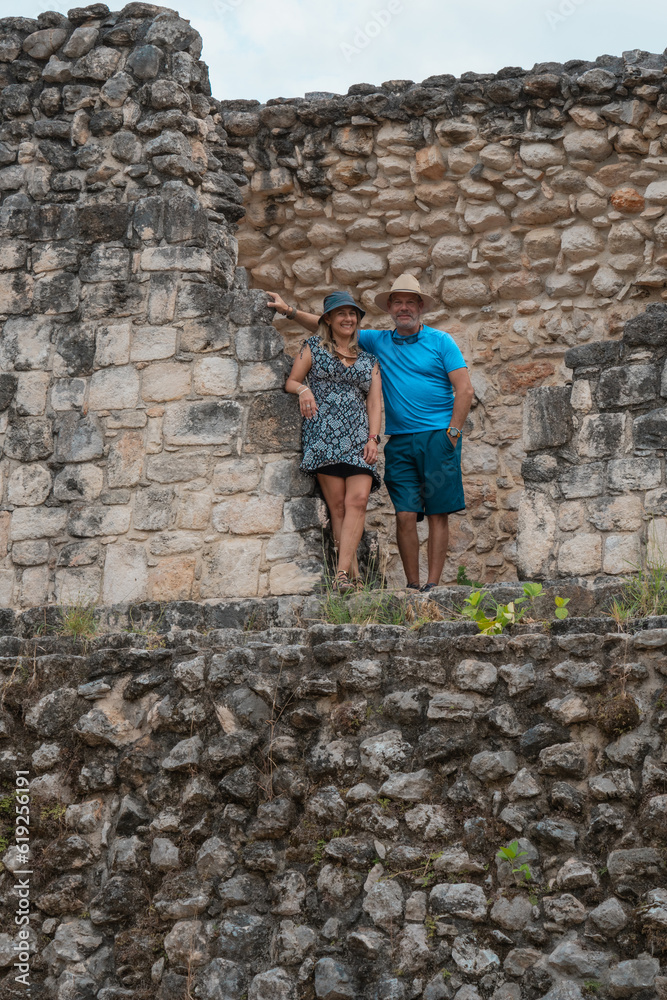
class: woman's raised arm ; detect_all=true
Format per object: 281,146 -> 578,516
266,292 -> 319,333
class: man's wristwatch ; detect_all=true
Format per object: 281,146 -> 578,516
368,434 -> 380,444
447,427 -> 462,439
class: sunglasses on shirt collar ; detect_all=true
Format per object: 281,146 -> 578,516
391,329 -> 420,345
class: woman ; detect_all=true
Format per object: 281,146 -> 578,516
268,290 -> 382,593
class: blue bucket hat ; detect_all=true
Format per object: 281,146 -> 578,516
319,290 -> 365,322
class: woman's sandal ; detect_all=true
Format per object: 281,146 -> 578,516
350,576 -> 365,592
333,570 -> 355,595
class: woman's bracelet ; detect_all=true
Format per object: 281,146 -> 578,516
285,305 -> 297,320
297,386 -> 309,395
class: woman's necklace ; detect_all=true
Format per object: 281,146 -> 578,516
332,340 -> 357,362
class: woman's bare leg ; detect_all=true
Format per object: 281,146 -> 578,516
337,475 -> 372,576
317,473 -> 347,573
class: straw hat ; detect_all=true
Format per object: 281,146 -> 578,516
374,273 -> 436,312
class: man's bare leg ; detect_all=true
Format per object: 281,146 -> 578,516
395,511 -> 420,585
425,513 -> 449,586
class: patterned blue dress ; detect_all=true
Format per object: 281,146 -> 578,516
301,336 -> 381,493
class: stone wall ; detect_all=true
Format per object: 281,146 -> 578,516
2,606 -> 667,998
518,305 -> 667,579
0,3 -> 328,609
229,52 -> 667,584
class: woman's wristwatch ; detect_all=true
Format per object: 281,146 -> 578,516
368,434 -> 381,444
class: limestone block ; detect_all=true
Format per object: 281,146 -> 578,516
523,386 -> 573,451
7,465 -> 52,507
557,535 -> 602,576
269,561 -> 320,596
193,358 -> 239,396
587,496 -> 643,532
141,247 -> 211,272
249,167 -> 293,196
291,255 -> 324,284
331,250 -> 387,283
597,365 -> 658,408
415,145 -> 446,180
15,371 -> 49,416
603,534 -> 642,575
107,431 -> 144,487
68,505 -> 132,538
235,325 -> 283,361
463,203 -> 507,232
559,463 -> 605,499
520,142 -> 566,168
133,486 -> 174,532
592,266 -> 624,296
213,496 -> 284,535
130,326 -> 177,362
633,407 -> 667,450
560,225 -> 604,261
645,180 -> 667,205
387,242 -> 428,274
431,236 -> 470,267
414,182 -> 458,207
308,222 -> 346,248
164,400 -> 242,446
578,413 -> 625,459
102,543 -> 148,604
200,538 -> 262,598
94,323 -> 131,368
608,458 -> 661,492
524,228 -> 561,258
563,130 -> 613,161
442,278 -> 492,307
147,452 -> 211,484
12,540 -> 49,566
277,227 -> 311,251
176,492 -> 212,530
512,197 -> 570,226
4,417 -> 53,462
18,565 -> 49,607
150,555 -> 196,601
51,379 -> 86,412
80,247 -> 130,284
545,272 -> 585,298
137,359 -> 191,402
493,271 -> 543,300
55,413 -> 104,463
55,566 -> 101,604
246,393 -> 302,452
213,458 -> 262,495
89,366 -> 140,411
239,362 -> 284,392
373,188 -> 416,211
10,507 -> 66,541
332,125 -> 374,156
54,465 -> 103,502
648,519 -> 667,570
461,443 -> 498,475
516,492 -> 557,578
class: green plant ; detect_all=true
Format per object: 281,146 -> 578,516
40,803 -> 67,823
460,582 -> 569,635
424,916 -> 438,939
442,970 -> 452,980
312,839 -> 326,866
55,599 -> 99,646
608,545 -> 667,625
376,797 -> 391,811
457,565 -> 483,588
583,981 -> 602,995
497,840 -> 532,883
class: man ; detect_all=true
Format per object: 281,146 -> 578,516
267,273 -> 474,592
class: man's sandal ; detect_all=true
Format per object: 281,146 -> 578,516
406,582 -> 420,591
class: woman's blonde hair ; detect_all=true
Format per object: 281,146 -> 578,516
318,307 -> 362,356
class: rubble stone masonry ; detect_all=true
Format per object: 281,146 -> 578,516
231,53 -> 667,587
1,5 -> 667,606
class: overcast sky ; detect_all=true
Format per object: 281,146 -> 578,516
6,0 -> 667,103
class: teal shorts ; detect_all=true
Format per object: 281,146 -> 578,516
383,428 -> 465,522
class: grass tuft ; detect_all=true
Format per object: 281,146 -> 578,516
54,599 -> 99,646
607,537 -> 667,626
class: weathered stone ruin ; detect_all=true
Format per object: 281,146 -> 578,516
0,5 -> 665,601
0,7 -> 666,999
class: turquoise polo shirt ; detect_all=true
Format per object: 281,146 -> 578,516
358,325 -> 467,435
